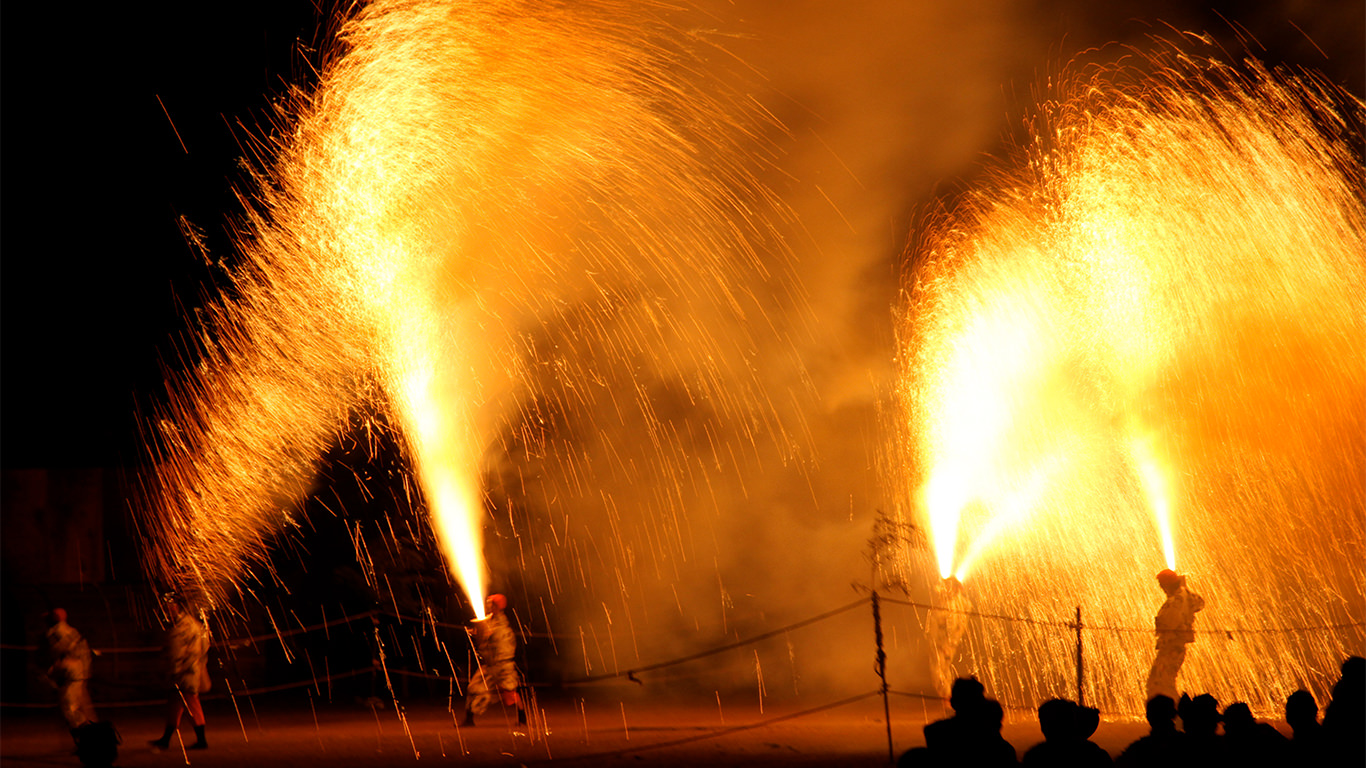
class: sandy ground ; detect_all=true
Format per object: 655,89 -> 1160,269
0,692 -> 1164,768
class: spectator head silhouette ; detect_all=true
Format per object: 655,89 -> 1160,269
1342,655 -> 1364,675
1324,655 -> 1365,762
1221,702 -> 1255,735
1338,656 -> 1363,691
982,698 -> 1005,732
1036,698 -> 1078,742
1285,690 -> 1317,732
1179,693 -> 1221,737
1076,705 -> 1100,740
1325,656 -> 1363,724
1145,694 -> 1177,731
949,676 -> 985,714
44,607 -> 68,627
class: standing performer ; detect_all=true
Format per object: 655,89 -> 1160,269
462,594 -> 526,727
927,576 -> 972,699
149,596 -> 211,751
39,608 -> 97,737
1144,569 -> 1204,703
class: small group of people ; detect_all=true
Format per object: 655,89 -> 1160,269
903,566 -> 1364,766
41,588 -> 530,763
901,658 -> 1362,767
39,594 -> 211,764
1116,663 -> 1363,768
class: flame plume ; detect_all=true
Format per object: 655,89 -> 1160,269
893,46 -> 1365,713
139,0 -> 796,616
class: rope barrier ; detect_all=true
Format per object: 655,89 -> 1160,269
215,610 -> 381,648
6,593 -> 1362,719
877,596 -> 1366,635
529,690 -> 883,764
878,595 -> 1077,629
387,668 -> 463,684
566,597 -> 870,685
887,689 -> 947,703
0,667 -> 378,709
4,600 -> 1358,658
1088,620 -> 1366,635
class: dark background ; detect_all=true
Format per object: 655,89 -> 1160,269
2,2 -> 324,468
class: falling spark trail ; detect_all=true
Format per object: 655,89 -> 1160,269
226,679 -> 249,743
892,44 -> 1366,713
155,93 -> 188,154
308,688 -> 324,751
754,649 -> 766,714
247,688 -> 262,732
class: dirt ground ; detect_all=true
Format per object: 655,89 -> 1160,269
0,691 -> 1169,768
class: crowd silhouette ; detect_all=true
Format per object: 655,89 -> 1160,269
899,656 -> 1364,767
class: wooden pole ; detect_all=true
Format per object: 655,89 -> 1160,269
872,591 -> 894,765
1075,605 -> 1085,707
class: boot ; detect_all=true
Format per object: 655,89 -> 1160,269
461,709 -> 475,727
189,724 -> 208,750
148,724 -> 175,750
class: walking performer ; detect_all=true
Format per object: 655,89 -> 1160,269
1144,569 -> 1204,703
40,608 -> 120,767
39,608 -> 97,736
462,593 -> 527,726
149,595 -> 211,750
927,576 -> 972,699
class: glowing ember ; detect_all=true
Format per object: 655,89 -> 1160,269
140,0 -> 793,619
893,45 -> 1365,713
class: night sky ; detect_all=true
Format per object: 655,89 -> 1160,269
2,3 -> 322,468
2,1 -> 1361,469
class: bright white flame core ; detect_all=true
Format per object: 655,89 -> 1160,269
1132,436 -> 1177,571
395,356 -> 487,619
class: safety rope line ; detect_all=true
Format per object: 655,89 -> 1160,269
216,610 -> 381,648
0,667 -> 377,709
878,596 -> 1077,628
7,593 -> 1363,713
529,690 -> 883,764
887,689 -> 947,702
1087,620 -> 1366,635
0,607 -> 571,654
886,688 -> 1036,712
387,610 -> 571,640
387,668 -> 464,683
566,597 -> 871,685
4,600 -> 1361,658
877,596 -> 1366,635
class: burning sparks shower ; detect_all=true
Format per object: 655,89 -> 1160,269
894,46 -> 1365,711
140,0 -> 795,617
